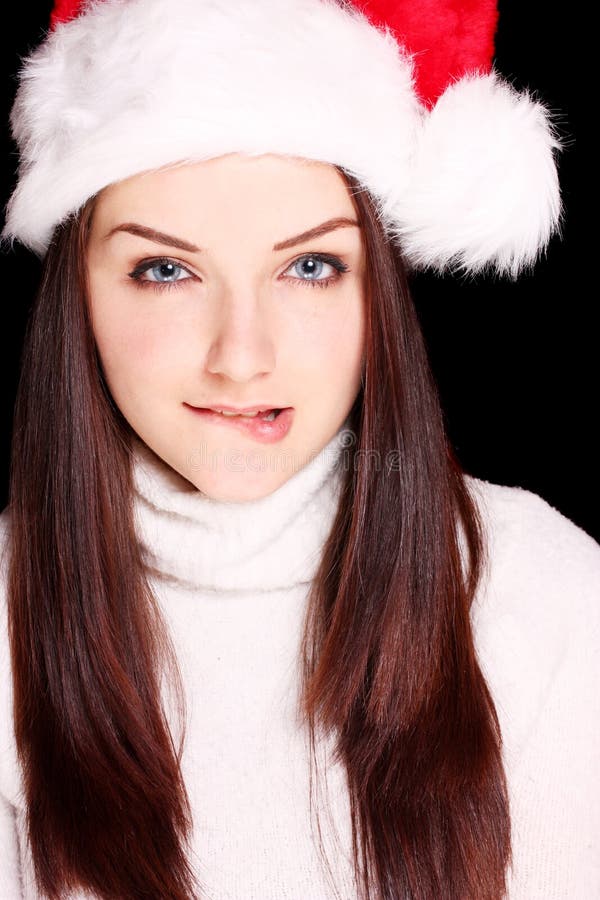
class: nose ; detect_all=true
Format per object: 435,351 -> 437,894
204,287 -> 276,382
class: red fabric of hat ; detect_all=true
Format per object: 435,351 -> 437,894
352,0 -> 498,105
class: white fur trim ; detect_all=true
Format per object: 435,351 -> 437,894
0,0 -> 562,277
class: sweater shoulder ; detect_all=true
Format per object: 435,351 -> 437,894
463,473 -> 600,620
462,474 -> 600,760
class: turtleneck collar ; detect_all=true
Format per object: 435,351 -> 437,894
131,419 -> 351,593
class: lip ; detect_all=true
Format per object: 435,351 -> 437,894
184,403 -> 294,444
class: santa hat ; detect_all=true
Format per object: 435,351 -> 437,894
0,0 -> 562,277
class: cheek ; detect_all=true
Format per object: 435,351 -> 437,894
291,290 -> 365,384
89,290 -> 185,397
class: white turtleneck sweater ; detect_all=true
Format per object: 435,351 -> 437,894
1,423 -> 599,899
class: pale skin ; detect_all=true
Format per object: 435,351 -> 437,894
86,152 -> 366,502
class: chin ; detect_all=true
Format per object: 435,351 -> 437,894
199,471 -> 289,503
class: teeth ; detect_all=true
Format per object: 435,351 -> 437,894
213,409 -> 280,420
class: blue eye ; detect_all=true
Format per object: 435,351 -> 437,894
282,253 -> 349,289
289,256 -> 328,280
128,258 -> 193,289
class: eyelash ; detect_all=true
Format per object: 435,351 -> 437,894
126,253 -> 350,293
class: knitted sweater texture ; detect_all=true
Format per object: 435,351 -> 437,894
1,424 -> 599,899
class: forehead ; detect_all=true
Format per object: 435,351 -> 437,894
91,153 -> 358,239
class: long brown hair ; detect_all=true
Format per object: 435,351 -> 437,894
4,165 -> 511,898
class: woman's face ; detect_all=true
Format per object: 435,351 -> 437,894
86,153 -> 366,501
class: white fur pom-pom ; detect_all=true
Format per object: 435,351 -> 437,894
392,71 -> 563,278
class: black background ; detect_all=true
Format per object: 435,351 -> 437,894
1,3 -> 595,540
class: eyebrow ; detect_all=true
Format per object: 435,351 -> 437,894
104,223 -> 200,252
273,217 -> 359,250
103,216 -> 359,253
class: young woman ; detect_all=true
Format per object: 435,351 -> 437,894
0,1 -> 598,899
